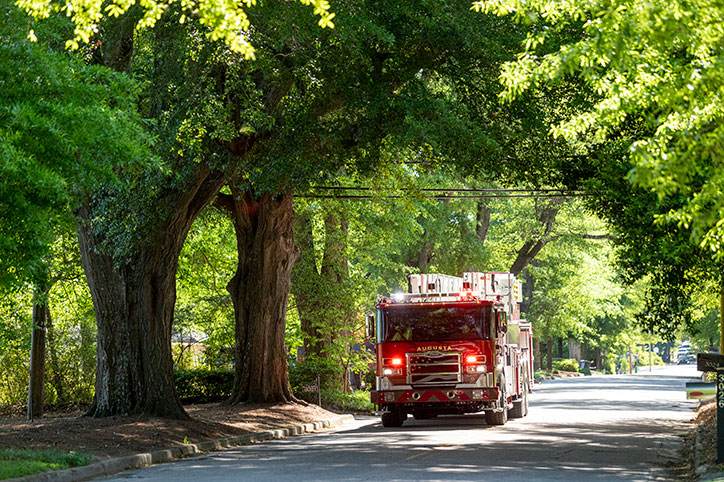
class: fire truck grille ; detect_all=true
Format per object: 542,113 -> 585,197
406,352 -> 462,386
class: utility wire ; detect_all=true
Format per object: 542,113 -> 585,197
307,186 -> 577,193
297,194 -> 585,199
299,186 -> 586,199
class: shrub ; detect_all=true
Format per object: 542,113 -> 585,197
322,389 -> 375,413
552,358 -> 579,372
174,369 -> 233,403
603,354 -> 617,374
288,357 -> 342,404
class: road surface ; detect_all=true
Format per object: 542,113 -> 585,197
99,364 -> 701,481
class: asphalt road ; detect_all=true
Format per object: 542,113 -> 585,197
99,364 -> 701,482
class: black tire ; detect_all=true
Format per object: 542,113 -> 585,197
485,406 -> 508,425
509,390 -> 527,419
486,387 -> 509,425
509,401 -> 523,419
381,409 -> 405,427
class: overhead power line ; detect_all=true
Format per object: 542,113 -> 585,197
298,186 -> 587,199
307,186 -> 576,193
297,194 -> 582,199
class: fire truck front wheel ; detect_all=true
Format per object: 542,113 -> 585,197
485,406 -> 508,425
485,387 -> 508,426
381,409 -> 406,428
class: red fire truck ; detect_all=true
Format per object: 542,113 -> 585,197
368,272 -> 533,427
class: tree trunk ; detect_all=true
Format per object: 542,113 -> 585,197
594,348 -> 602,370
27,284 -> 49,420
78,167 -> 224,418
546,337 -> 553,371
222,189 -> 299,404
519,265 -> 535,317
557,338 -> 564,359
533,338 -> 541,370
510,199 -> 562,276
45,306 -> 64,405
476,201 -> 491,243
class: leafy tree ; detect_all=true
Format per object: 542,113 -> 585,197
477,0 -> 724,257
17,0 -> 335,58
0,4 -> 150,288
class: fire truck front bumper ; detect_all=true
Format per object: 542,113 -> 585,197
371,387 -> 499,405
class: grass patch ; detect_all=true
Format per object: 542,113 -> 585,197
0,448 -> 92,480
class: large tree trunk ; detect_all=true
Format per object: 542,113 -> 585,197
78,167 -> 224,418
27,284 -> 50,420
221,189 -> 299,404
546,337 -> 554,371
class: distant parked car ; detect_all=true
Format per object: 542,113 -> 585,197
677,353 -> 695,364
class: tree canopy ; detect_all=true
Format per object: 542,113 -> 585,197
0,4 -> 150,287
17,0 -> 335,58
477,0 -> 724,257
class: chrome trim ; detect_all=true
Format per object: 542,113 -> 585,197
406,351 -> 462,386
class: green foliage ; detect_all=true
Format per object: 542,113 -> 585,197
0,233 -> 96,412
288,357 -> 341,402
477,0 -> 724,259
603,354 -> 617,375
552,359 -> 579,373
17,0 -> 334,58
0,289 -> 32,412
0,4 -> 151,288
0,448 -> 91,479
174,210 -> 236,369
321,389 -> 374,413
173,369 -> 234,403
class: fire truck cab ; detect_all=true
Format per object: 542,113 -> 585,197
369,272 -> 533,427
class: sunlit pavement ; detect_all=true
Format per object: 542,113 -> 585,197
98,365 -> 702,482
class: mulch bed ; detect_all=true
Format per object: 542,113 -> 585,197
0,402 -> 337,460
694,401 -> 720,473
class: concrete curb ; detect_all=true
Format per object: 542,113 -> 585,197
11,414 -> 355,482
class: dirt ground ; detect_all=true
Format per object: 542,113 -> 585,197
0,402 -> 339,460
694,401 -> 721,474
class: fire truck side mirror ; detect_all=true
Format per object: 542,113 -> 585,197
365,314 -> 375,339
497,313 -> 508,334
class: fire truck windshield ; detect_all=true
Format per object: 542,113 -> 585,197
381,304 -> 491,342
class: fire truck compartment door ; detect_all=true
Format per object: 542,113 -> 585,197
502,365 -> 514,395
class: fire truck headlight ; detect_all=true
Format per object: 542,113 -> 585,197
465,365 -> 486,374
383,368 -> 403,376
